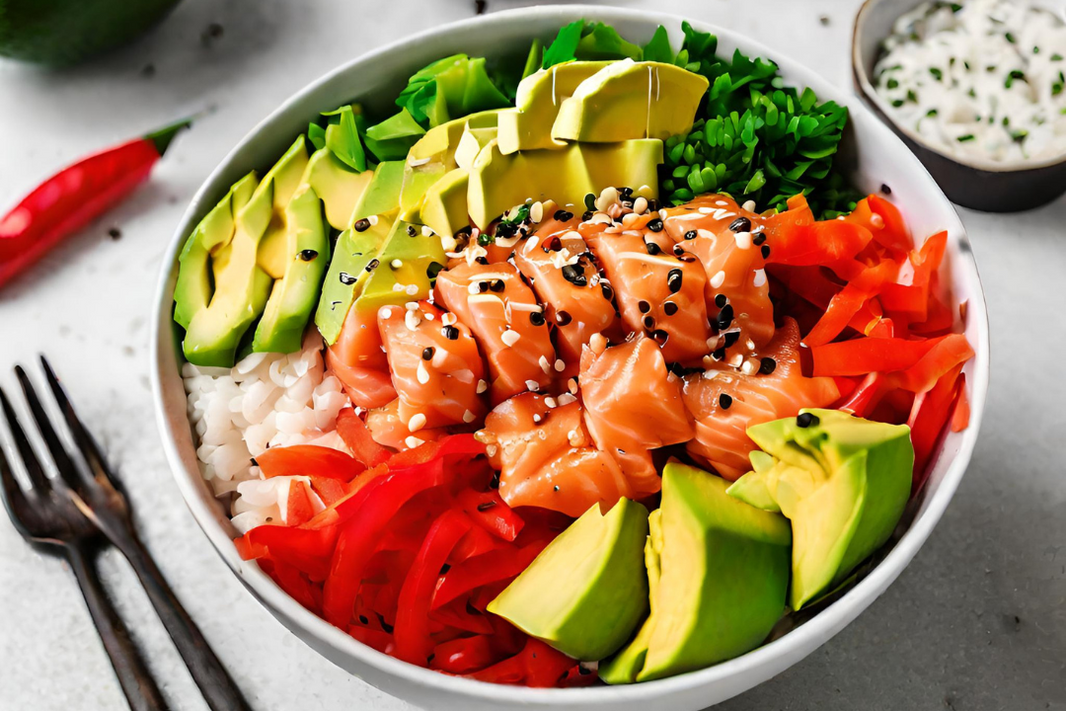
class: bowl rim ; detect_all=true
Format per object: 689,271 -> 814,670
852,0 -> 1066,174
151,4 -> 991,704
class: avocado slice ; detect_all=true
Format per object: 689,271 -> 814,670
354,219 -> 446,310
454,126 -> 497,171
728,409 -> 913,610
315,218 -> 392,345
552,60 -> 709,143
419,168 -> 469,239
604,461 -> 791,683
488,498 -> 650,661
467,138 -> 663,229
250,186 -> 329,354
351,160 -> 406,223
302,147 -> 374,230
496,61 -> 611,155
362,108 -> 426,161
173,172 -> 258,330
253,137 -> 312,280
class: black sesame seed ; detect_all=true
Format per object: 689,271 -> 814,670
712,347 -> 726,361
476,500 -> 497,511
555,310 -> 572,326
249,457 -> 259,467
651,329 -> 669,344
684,230 -> 698,240
554,209 -> 574,222
584,193 -> 596,211
601,282 -> 614,300
719,393 -> 733,409
729,217 -> 752,233
477,281 -> 489,293
530,310 -> 546,326
422,347 -> 435,361
298,249 -> 318,261
489,279 -> 506,292
723,331 -> 740,348
440,563 -> 451,575
339,272 -> 358,285
582,210 -> 594,221
667,268 -> 683,294
442,325 -> 460,340
358,615 -> 370,625
677,255 -> 697,263
797,412 -> 820,428
761,245 -> 771,259
716,304 -> 735,329
353,218 -> 371,232
545,236 -> 562,252
407,225 -> 417,237
672,244 -> 686,256
619,186 -> 633,198
638,300 -> 651,314
489,472 -> 501,488
645,241 -> 662,255
759,357 -> 777,374
647,218 -> 664,232
664,302 -> 678,316
475,256 -> 489,265
553,485 -> 560,492
561,264 -> 587,287
880,183 -> 892,195
715,294 -> 728,308
752,234 -> 767,246
364,258 -> 380,273
643,315 -> 655,330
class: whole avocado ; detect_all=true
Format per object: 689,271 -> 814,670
0,0 -> 180,66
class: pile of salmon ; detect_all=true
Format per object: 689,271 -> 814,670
325,193 -> 841,517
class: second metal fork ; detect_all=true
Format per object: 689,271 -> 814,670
0,358 -> 250,711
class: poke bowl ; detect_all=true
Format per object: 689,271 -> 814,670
151,6 -> 990,711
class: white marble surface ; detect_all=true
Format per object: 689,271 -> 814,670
0,1 -> 1063,709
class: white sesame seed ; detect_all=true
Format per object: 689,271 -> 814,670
408,413 -> 427,431
539,355 -> 551,374
405,301 -> 419,310
529,201 -> 544,223
532,413 -> 542,424
734,231 -> 753,249
710,271 -> 726,289
463,410 -> 476,423
870,213 -> 885,229
405,284 -> 419,295
392,283 -> 406,292
703,369 -> 720,380
633,196 -> 648,214
424,312 -> 435,320
525,379 -> 540,392
567,378 -> 579,394
567,429 -> 582,446
442,313 -> 457,327
486,444 -> 498,457
391,258 -> 403,269
729,353 -> 744,367
416,361 -> 430,385
746,339 -> 756,350
405,310 -> 421,331
706,337 -> 718,349
753,268 -> 767,287
501,330 -> 521,347
380,307 -> 393,320
741,359 -> 759,375
476,379 -> 488,394
421,225 -> 434,237
405,436 -> 425,448
558,393 -> 577,406
590,212 -> 613,224
544,397 -> 558,408
742,200 -> 757,212
368,214 -> 379,226
554,359 -> 565,372
589,333 -> 607,355
658,208 -> 669,221
698,206 -> 714,214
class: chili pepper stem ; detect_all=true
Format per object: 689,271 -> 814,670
146,117 -> 195,156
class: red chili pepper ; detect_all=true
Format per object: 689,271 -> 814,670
392,510 -> 472,664
256,444 -> 366,481
0,118 -> 191,289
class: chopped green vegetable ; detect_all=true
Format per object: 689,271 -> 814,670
362,108 -> 426,160
542,20 -> 642,69
956,134 -> 975,142
642,26 -> 674,63
323,105 -> 368,172
929,67 -> 943,81
395,54 -> 510,128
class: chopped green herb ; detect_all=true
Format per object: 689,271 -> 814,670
926,108 -> 939,117
892,99 -> 905,107
967,87 -> 976,98
886,78 -> 899,89
964,60 -> 971,71
1033,46 -> 1041,54
907,89 -> 919,102
929,67 -> 943,81
1005,32 -> 1016,44
950,2 -> 962,11
956,134 -> 975,142
1010,129 -> 1028,143
1005,69 -> 1026,89
1053,54 -> 1064,61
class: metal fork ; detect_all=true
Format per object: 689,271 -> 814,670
0,358 -> 251,711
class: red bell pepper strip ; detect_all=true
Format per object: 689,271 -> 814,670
393,510 -> 472,665
765,218 -> 873,269
0,118 -> 191,290
262,557 -> 321,614
336,408 -> 392,467
449,523 -> 503,563
456,489 -> 524,541
256,444 -> 366,481
467,638 -> 576,687
811,335 -> 944,377
432,540 -> 548,610
347,625 -> 394,654
431,635 -> 499,674
892,333 -> 974,393
322,462 -> 445,626
908,364 -> 964,493
284,479 -> 317,527
803,260 -> 897,347
429,600 -> 496,635
951,374 -> 970,432
308,476 -> 349,506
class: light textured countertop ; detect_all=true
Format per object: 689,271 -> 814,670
0,1 -> 1063,709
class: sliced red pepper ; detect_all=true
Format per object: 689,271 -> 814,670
256,444 -> 366,481
322,462 -> 446,627
348,625 -> 394,654
893,333 -> 974,393
804,260 -> 897,347
308,476 -> 349,506
336,408 -> 392,467
455,489 -> 524,542
284,479 -> 316,527
866,194 -> 913,254
466,638 -> 575,687
811,335 -> 943,377
431,635 -> 500,674
449,523 -> 503,564
432,539 -> 547,610
235,524 -> 337,579
951,374 -> 971,432
908,364 -> 964,493
765,218 -> 873,269
263,557 -> 321,614
836,372 -> 887,418
0,118 -> 190,290
429,599 -> 496,635
393,510 -> 472,665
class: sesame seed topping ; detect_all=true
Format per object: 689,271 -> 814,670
667,268 -> 683,294
463,410 -> 476,423
554,359 -> 566,372
558,393 -> 577,406
408,413 -> 427,431
529,201 -> 544,223
476,379 -> 488,393
715,294 -> 728,308
544,397 -> 558,409
422,347 -> 435,361
405,284 -> 419,295
442,325 -> 460,340
380,307 -> 393,320
339,272 -> 358,285
501,329 -> 521,347
638,300 -> 651,314
555,310 -> 572,326
797,412 -> 819,428
734,231 -> 753,250
539,356 -> 551,374
719,394 -> 733,410
742,200 -> 757,212
298,249 -> 318,261
759,357 -> 777,374
710,271 -> 726,289
761,245 -> 771,259
729,216 -> 752,233
684,230 -> 697,240
647,218 -> 664,232
664,302 -> 678,316
405,436 -> 425,449
753,269 -> 767,287
529,310 -> 546,327
353,218 -> 371,232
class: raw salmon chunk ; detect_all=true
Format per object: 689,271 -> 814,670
378,301 -> 487,431
478,392 -> 633,517
681,318 -> 840,480
434,261 -> 556,403
326,305 -> 396,409
365,398 -> 449,451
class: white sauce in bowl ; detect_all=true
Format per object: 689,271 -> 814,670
874,0 -> 1066,163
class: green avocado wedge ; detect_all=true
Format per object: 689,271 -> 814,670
728,409 -> 913,610
251,186 -> 329,354
351,160 -> 406,223
302,147 -> 374,230
173,172 -> 257,330
315,218 -> 392,345
604,461 -> 791,683
354,219 -> 446,311
488,498 -> 650,661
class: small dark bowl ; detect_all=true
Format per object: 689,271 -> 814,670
852,0 -> 1066,212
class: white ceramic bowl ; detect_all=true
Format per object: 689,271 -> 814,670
151,6 -> 991,710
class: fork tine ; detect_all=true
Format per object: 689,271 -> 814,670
0,385 -> 52,493
14,365 -> 85,493
38,357 -> 121,495
0,401 -> 35,537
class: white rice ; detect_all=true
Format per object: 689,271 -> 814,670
182,331 -> 352,533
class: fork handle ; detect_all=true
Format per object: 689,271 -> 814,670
116,535 -> 252,711
66,544 -> 170,711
